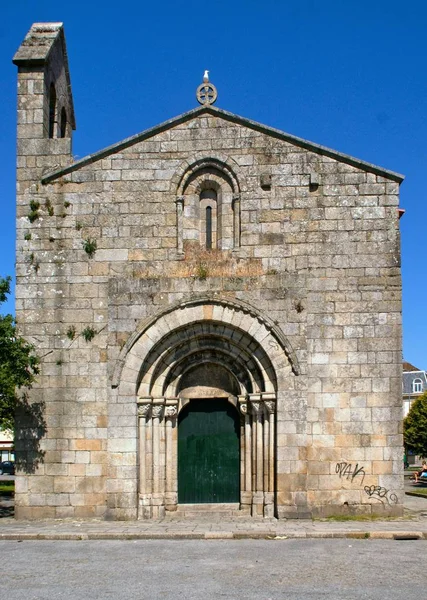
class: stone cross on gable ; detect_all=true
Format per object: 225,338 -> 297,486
196,71 -> 217,105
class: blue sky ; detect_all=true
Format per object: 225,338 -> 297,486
1,1 -> 426,368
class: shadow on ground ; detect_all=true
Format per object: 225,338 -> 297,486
0,495 -> 14,518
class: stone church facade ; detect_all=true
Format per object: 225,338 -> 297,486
13,23 -> 404,520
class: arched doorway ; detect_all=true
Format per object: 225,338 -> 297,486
178,398 -> 240,504
113,297 -> 300,519
135,314 -> 280,519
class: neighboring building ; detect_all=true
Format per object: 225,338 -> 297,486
12,23 -> 405,520
403,361 -> 427,466
403,362 -> 427,417
0,430 -> 14,462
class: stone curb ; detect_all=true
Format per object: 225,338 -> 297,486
0,531 -> 426,541
405,491 -> 427,499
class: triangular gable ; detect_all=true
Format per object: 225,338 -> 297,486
41,104 -> 404,184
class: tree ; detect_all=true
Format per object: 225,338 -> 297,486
404,392 -> 427,458
0,276 -> 39,430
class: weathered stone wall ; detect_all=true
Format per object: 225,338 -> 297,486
14,23 -> 403,519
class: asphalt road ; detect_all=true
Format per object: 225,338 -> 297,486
1,539 -> 426,599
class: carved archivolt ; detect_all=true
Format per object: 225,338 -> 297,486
171,153 -> 243,196
113,295 -> 300,391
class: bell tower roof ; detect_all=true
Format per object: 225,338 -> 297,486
13,22 -> 64,65
13,22 -> 75,131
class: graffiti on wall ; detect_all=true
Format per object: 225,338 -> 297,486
335,461 -> 398,506
335,462 -> 366,485
364,485 -> 398,505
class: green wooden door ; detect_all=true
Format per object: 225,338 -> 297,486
178,399 -> 240,504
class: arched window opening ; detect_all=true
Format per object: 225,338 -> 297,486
60,107 -> 67,138
176,162 -> 240,253
206,206 -> 212,249
200,189 -> 217,250
48,84 -> 57,139
413,378 -> 423,393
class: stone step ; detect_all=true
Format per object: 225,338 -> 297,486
172,503 -> 245,519
177,503 -> 240,511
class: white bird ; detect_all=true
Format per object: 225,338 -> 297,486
203,70 -> 209,83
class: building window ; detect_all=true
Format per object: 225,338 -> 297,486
200,189 -> 217,249
413,378 -> 423,393
206,206 -> 212,249
48,83 -> 56,138
60,107 -> 67,138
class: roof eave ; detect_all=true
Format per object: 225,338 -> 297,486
41,104 -> 405,184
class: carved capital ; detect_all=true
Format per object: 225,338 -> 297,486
138,404 -> 151,418
175,195 -> 185,207
165,406 -> 177,418
151,405 -> 164,419
264,401 -> 276,414
240,403 -> 248,415
250,401 -> 263,415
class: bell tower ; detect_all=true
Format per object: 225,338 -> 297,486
13,22 -> 76,178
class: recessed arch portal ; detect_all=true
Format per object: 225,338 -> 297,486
114,297 -> 299,520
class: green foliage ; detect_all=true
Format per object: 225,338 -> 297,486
28,253 -> 40,274
0,276 -> 40,430
28,200 -> 40,223
0,276 -> 11,303
81,326 -> 96,342
83,238 -> 97,258
24,232 -> 31,241
0,481 -> 14,495
404,392 -> 427,457
66,325 -> 76,340
195,263 -> 208,280
45,199 -> 54,216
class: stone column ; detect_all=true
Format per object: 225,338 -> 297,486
264,400 -> 276,517
239,400 -> 252,513
251,399 -> 264,516
151,403 -> 165,518
175,196 -> 184,255
263,404 -> 270,493
164,404 -> 178,511
137,403 -> 151,519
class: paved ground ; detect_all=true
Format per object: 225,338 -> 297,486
0,475 -> 426,540
0,495 -> 426,540
1,538 -> 426,599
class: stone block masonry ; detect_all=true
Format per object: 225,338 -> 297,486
13,22 -> 404,520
